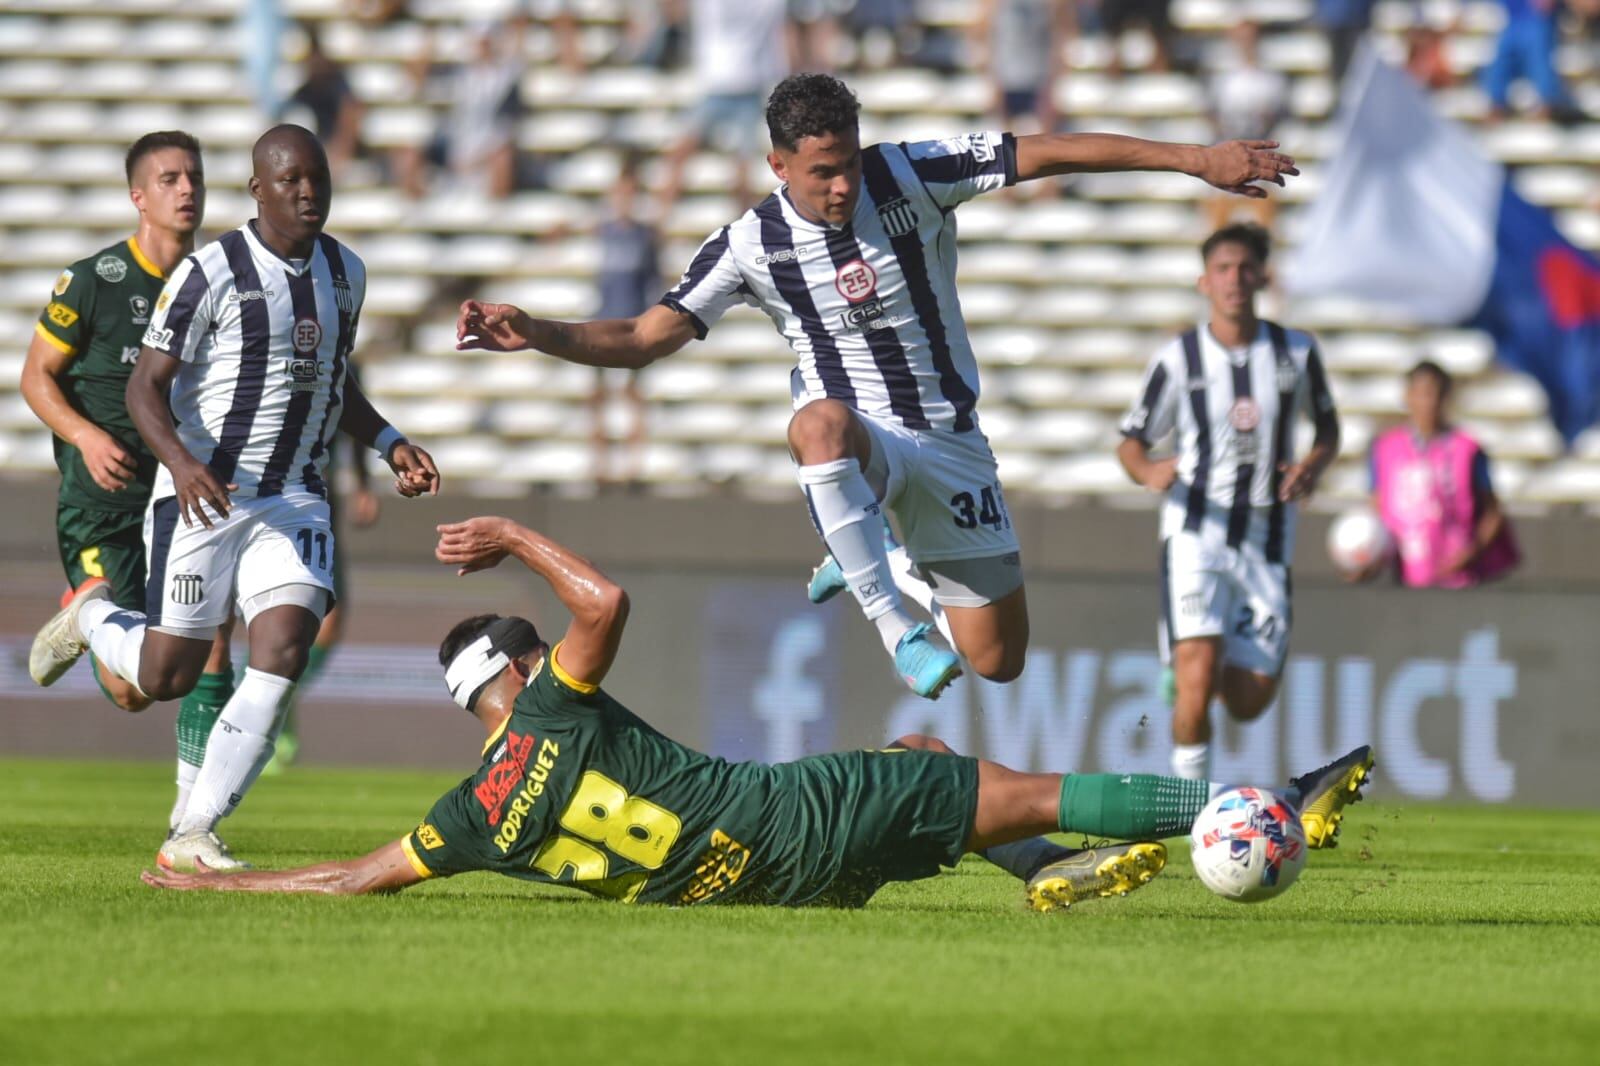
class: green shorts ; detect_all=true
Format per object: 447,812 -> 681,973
762,749 -> 979,907
57,502 -> 147,611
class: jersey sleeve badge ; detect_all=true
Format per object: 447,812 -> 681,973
53,269 -> 73,297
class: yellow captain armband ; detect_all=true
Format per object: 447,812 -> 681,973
548,642 -> 599,695
399,835 -> 434,879
34,322 -> 76,356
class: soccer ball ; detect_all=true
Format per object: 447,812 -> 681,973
1189,787 -> 1308,903
1327,507 -> 1393,575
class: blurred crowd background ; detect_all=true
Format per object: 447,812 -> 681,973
3,0 -> 1600,514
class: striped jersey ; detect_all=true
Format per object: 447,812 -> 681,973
1120,321 -> 1338,560
661,131 -> 1019,434
141,221 -> 364,501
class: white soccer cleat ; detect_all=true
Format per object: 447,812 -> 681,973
157,829 -> 252,872
28,579 -> 111,687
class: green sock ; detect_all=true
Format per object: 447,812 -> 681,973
176,667 -> 234,767
1058,773 -> 1212,840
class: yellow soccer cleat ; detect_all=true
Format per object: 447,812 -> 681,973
1025,841 -> 1167,913
1288,745 -> 1375,849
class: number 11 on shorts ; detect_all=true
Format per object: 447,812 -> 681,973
295,527 -> 329,570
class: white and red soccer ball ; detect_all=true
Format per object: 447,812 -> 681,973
1189,787 -> 1308,903
1327,507 -> 1394,576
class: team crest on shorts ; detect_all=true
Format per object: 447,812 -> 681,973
834,259 -> 877,303
171,573 -> 203,606
95,256 -> 127,283
877,197 -> 919,238
292,318 -> 323,354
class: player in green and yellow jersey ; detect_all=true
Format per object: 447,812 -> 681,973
20,131 -> 238,832
141,516 -> 1373,910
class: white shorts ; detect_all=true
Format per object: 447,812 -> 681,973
144,488 -> 336,634
1159,527 -> 1291,678
858,411 -> 1023,603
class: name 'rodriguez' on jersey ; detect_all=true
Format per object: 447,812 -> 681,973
140,221 -> 365,501
660,130 -> 1018,435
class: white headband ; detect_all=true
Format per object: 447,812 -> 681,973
445,634 -> 508,711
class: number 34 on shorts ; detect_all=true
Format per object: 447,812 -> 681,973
948,483 -> 1010,531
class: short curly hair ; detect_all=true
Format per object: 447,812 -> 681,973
766,73 -> 861,153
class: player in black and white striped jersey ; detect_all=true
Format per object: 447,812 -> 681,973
1117,224 -> 1340,781
456,74 -> 1298,701
29,126 -> 441,871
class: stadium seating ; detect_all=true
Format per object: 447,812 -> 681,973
2,0 -> 1598,510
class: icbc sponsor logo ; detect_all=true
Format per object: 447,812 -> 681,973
834,259 -> 876,303
474,731 -> 536,825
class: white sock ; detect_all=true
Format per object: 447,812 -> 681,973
797,459 -> 916,653
81,599 -> 146,694
175,667 -> 295,834
169,761 -> 200,831
1171,743 -> 1209,781
885,543 -> 957,647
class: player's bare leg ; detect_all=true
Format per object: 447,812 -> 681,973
1218,666 -> 1278,722
1170,636 -> 1222,780
94,657 -> 152,712
790,400 -> 960,698
942,585 -> 1029,684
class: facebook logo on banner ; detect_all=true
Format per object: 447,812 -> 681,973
701,584 -> 840,762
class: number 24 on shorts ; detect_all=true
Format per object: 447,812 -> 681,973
949,485 -> 1009,531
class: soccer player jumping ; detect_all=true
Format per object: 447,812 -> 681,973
30,126 -> 441,871
139,515 -> 1373,911
455,73 -> 1299,699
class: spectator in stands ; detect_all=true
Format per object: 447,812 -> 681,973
394,18 -> 527,200
242,0 -> 286,118
590,152 -> 659,485
528,0 -> 589,73
1314,0 -> 1377,86
617,0 -> 689,69
1482,0 -> 1573,121
978,1 -> 1074,136
789,0 -> 843,72
842,0 -> 920,68
349,0 -> 408,23
1204,20 -> 1287,230
1364,360 -> 1518,587
1101,0 -> 1176,76
285,24 -> 366,176
657,0 -> 790,218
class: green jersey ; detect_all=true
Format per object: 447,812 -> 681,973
402,646 -> 978,906
34,238 -> 167,512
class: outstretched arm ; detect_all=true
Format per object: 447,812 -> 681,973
454,301 -> 698,369
434,517 -> 629,688
1014,134 -> 1298,197
140,839 -> 425,895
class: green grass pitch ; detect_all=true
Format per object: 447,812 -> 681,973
2,759 -> 1597,1066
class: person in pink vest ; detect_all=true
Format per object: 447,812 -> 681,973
1367,360 -> 1513,587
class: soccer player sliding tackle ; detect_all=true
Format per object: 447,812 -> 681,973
30,126 -> 441,872
455,73 -> 1300,700
141,516 -> 1372,911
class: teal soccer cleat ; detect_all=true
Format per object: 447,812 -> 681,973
894,623 -> 961,699
807,555 -> 846,604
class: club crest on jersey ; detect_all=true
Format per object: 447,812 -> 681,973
332,276 -> 354,313
877,197 -> 919,238
53,269 -> 73,296
95,256 -> 127,283
292,318 -> 323,354
1229,398 -> 1261,432
155,290 -> 171,313
834,259 -> 877,303
129,295 -> 150,324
